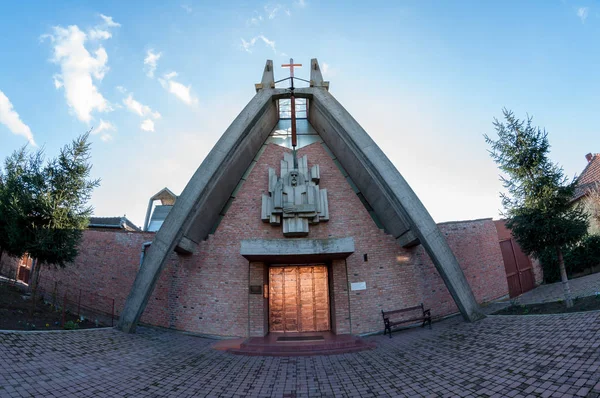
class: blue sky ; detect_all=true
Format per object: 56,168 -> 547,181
0,1 -> 598,228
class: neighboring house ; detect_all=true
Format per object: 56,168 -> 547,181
88,216 -> 141,232
573,153 -> 600,234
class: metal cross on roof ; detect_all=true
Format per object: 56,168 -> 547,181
282,58 -> 302,79
282,58 -> 303,152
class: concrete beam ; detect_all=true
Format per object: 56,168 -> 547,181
310,59 -> 329,90
175,236 -> 198,255
240,237 -> 355,263
117,87 -> 279,333
397,230 -> 420,248
255,60 -> 275,92
306,85 -> 485,323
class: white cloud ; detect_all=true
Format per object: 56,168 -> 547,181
285,9 -> 291,16
115,85 -> 127,93
259,35 -> 276,53
140,119 -> 155,132
295,0 -> 306,7
144,49 -> 162,78
99,14 -> 121,27
322,62 -> 330,75
93,119 -> 115,141
265,4 -> 280,19
94,119 -> 116,134
241,35 -> 276,53
577,7 -> 589,23
181,4 -> 192,13
123,94 -> 161,118
43,15 -> 120,123
164,71 -> 178,80
241,37 -> 257,53
249,15 -> 263,25
0,90 -> 36,146
88,29 -> 112,40
158,72 -> 198,106
53,74 -> 63,89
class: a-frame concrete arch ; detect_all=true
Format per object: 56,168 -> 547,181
117,59 -> 484,333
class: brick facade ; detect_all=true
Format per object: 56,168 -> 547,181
33,142 -> 511,337
0,254 -> 20,281
415,219 -> 509,317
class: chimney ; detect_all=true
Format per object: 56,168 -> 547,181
586,153 -> 593,162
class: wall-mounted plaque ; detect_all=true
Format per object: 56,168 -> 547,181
249,285 -> 263,294
350,282 -> 366,291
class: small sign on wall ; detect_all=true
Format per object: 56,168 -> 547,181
249,285 -> 263,294
350,281 -> 366,291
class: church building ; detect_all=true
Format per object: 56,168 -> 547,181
30,59 -> 511,342
114,59 -> 507,337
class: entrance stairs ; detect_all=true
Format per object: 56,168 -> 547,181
225,332 -> 376,356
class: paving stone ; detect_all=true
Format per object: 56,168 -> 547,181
1,310 -> 599,397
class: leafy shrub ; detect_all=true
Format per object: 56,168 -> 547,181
539,235 -> 600,283
63,320 -> 79,330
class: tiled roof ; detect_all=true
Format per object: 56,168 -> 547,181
574,153 -> 600,201
88,216 -> 141,232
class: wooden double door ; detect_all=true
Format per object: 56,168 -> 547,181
269,265 -> 330,332
499,238 -> 535,297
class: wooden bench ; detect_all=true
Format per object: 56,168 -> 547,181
381,303 -> 432,338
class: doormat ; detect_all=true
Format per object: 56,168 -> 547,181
277,336 -> 325,342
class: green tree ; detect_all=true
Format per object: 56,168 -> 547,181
0,133 -> 100,309
485,109 -> 588,307
0,148 -> 44,276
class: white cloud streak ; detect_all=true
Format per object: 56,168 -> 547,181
0,90 -> 36,146
265,5 -> 280,19
89,29 -> 112,40
259,35 -> 276,52
181,4 -> 192,13
241,35 -> 276,53
93,119 -> 116,141
577,7 -> 589,23
100,14 -> 121,27
123,94 -> 161,119
241,37 -> 257,53
158,72 -> 198,106
144,49 -> 162,78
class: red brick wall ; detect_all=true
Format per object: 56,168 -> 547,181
33,142 -> 511,336
36,230 -> 158,323
0,254 -> 20,280
415,219 -> 509,318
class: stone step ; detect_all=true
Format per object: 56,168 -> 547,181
228,335 -> 376,356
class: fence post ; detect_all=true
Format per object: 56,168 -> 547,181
61,294 -> 66,327
77,289 -> 81,317
53,282 -> 58,308
112,299 -> 115,327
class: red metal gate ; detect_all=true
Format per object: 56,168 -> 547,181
499,239 -> 535,298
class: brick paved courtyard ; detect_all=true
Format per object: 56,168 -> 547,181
515,272 -> 600,305
1,311 -> 599,398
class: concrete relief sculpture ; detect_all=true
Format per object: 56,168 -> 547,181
261,152 -> 329,236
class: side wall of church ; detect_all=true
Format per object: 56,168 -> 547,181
415,219 -> 509,317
